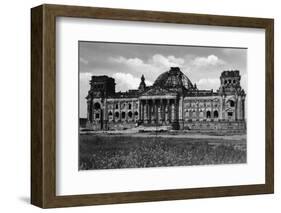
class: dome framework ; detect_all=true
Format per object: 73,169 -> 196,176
153,67 -> 194,90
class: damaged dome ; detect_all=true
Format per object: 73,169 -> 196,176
153,67 -> 194,89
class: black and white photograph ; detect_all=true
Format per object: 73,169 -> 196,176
78,41 -> 247,170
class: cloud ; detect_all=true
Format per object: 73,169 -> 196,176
109,56 -> 159,78
193,73 -> 247,92
110,54 -> 185,70
108,54 -> 186,82
150,54 -> 184,68
192,55 -> 225,67
112,73 -> 152,92
79,57 -> 89,65
79,73 -> 92,118
196,78 -> 220,90
240,74 -> 247,91
80,72 -> 91,78
109,56 -> 144,66
107,54 -> 227,88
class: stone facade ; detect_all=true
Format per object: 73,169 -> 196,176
86,67 -> 246,132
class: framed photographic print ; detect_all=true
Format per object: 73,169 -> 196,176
31,4 -> 274,208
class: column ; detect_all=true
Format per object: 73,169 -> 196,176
112,101 -> 115,122
159,99 -> 163,124
221,97 -> 225,120
219,97 -> 223,120
154,100 -> 156,123
138,100 -> 141,121
132,100 -> 135,121
118,101 -> 122,122
166,99 -> 171,123
145,100 -> 148,123
171,100 -> 175,122
178,97 -> 183,122
144,100 -> 148,123
141,100 -> 144,122
242,97 -> 245,120
104,99 -> 108,129
125,102 -> 128,122
139,101 -> 142,121
234,97 -> 238,121
196,101 -> 199,120
203,101 -> 206,120
147,100 -> 150,123
237,96 -> 241,120
210,99 -> 214,120
87,100 -> 92,122
174,98 -> 178,122
162,99 -> 166,123
151,99 -> 156,124
148,100 -> 151,123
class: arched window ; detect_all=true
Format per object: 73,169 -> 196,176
214,110 -> 219,118
134,111 -> 138,116
206,111 -> 211,118
94,102 -> 101,110
128,103 -> 132,110
108,111 -> 113,116
115,112 -> 119,119
229,100 -> 235,107
115,104 -> 119,109
128,111 -> 132,118
121,112 -> 126,119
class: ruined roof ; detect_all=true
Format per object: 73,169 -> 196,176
153,67 -> 194,89
140,86 -> 177,97
106,86 -> 153,99
109,91 -> 139,99
221,70 -> 240,77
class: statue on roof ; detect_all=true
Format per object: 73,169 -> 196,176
138,74 -> 146,92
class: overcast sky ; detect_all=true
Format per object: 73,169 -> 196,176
79,41 -> 247,118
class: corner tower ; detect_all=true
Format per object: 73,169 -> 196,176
218,70 -> 246,121
219,70 -> 242,95
89,75 -> 115,97
86,76 -> 115,128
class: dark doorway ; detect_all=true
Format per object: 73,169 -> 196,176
206,111 -> 211,118
214,110 -> 219,118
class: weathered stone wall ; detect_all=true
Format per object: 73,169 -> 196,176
105,98 -> 139,123
86,121 -> 137,131
183,96 -> 221,121
86,121 -> 101,131
183,120 -> 246,133
183,94 -> 246,123
107,122 -> 137,130
88,98 -> 140,130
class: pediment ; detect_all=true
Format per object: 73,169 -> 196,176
141,86 -> 177,96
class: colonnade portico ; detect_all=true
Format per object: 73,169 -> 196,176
139,96 -> 179,125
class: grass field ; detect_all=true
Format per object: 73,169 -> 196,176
79,133 -> 246,170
